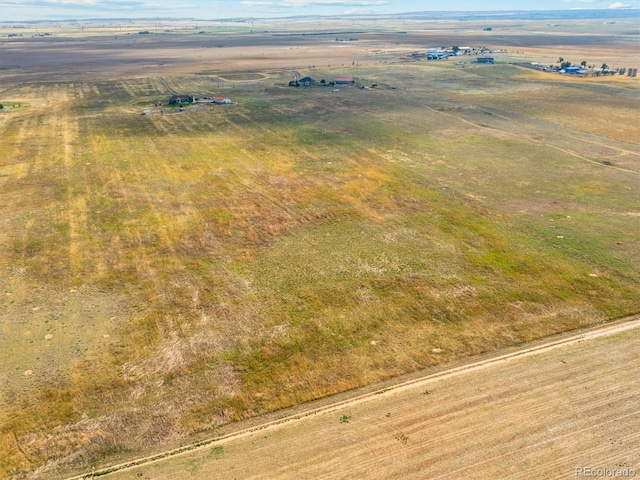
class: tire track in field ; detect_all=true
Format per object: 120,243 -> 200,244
158,77 -> 178,96
53,83 -> 110,279
225,107 -> 400,223
114,138 -> 182,267
479,106 -> 640,157
473,104 -> 640,168
67,313 -> 640,480
58,99 -> 89,278
215,114 -> 308,222
423,103 -> 640,177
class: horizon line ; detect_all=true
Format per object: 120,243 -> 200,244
1,8 -> 638,24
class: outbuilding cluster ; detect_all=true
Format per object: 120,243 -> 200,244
289,76 -> 354,87
142,94 -> 232,115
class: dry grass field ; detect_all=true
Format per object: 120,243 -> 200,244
98,316 -> 640,480
0,14 -> 639,479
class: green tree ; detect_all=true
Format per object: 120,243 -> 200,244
580,60 -> 587,67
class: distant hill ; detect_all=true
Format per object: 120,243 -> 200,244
1,9 -> 638,25
366,9 -> 640,21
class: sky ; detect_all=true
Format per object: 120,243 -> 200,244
0,0 -> 638,21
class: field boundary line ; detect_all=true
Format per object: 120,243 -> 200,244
477,105 -> 640,158
424,104 -> 640,177
68,313 -> 640,479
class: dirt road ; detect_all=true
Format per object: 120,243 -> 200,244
69,314 -> 640,479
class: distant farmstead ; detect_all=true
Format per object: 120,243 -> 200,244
168,95 -> 194,104
298,76 -> 315,86
334,77 -> 353,85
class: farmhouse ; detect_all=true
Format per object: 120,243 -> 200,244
213,97 -> 231,104
168,95 -> 194,104
298,76 -> 315,86
477,57 -> 495,64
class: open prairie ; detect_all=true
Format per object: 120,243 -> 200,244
0,14 -> 639,479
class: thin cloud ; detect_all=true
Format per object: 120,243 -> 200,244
42,0 -> 99,4
343,7 -> 379,14
609,1 -> 632,7
281,0 -> 387,6
241,0 -> 387,8
241,0 -> 297,8
12,0 -> 144,6
7,0 -> 147,6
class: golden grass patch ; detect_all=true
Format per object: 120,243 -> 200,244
0,19 -> 639,479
